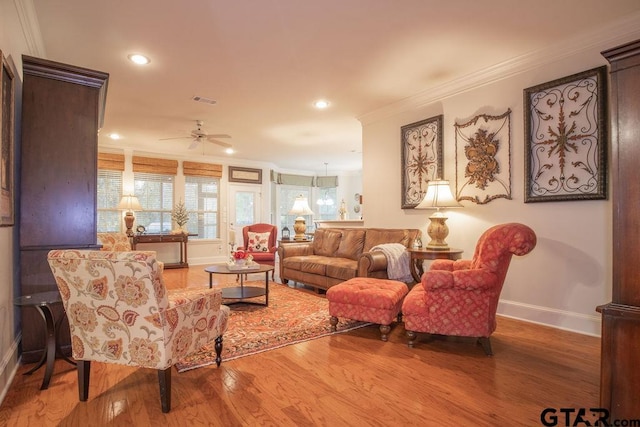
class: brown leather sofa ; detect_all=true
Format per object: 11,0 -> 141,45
278,227 -> 421,291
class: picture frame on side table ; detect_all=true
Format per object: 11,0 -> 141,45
228,166 -> 262,184
523,66 -> 608,202
0,49 -> 15,226
401,115 -> 443,209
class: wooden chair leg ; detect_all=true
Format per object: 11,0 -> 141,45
215,335 -> 223,367
158,367 -> 172,413
329,316 -> 338,332
379,324 -> 391,342
77,360 -> 90,401
406,330 -> 417,347
478,337 -> 493,356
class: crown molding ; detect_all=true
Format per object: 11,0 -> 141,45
14,0 -> 46,58
358,11 -> 640,125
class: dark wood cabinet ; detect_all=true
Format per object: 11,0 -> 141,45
19,56 -> 108,362
598,40 -> 640,418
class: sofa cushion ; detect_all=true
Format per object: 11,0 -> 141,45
282,255 -> 330,276
313,229 -> 342,257
335,229 -> 366,260
363,229 -> 410,252
326,258 -> 358,281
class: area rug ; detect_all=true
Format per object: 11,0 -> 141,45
175,283 -> 371,372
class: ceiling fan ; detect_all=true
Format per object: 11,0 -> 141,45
160,120 -> 232,150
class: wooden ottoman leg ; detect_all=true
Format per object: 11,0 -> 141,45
406,330 -> 417,348
330,316 -> 338,332
379,324 -> 391,342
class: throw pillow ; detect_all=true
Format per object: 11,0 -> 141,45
247,231 -> 270,252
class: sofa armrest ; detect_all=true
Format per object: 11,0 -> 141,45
277,242 -> 314,260
357,251 -> 388,277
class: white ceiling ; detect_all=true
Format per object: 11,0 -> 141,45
30,0 -> 640,174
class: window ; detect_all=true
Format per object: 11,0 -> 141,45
97,170 -> 123,232
134,172 -> 174,233
314,187 -> 338,221
279,185 -> 313,235
184,175 -> 219,239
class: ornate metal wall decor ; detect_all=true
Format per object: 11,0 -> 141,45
401,115 -> 443,209
524,66 -> 607,202
455,109 -> 511,204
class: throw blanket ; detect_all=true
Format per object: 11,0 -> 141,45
371,243 -> 413,282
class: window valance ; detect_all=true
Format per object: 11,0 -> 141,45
132,156 -> 178,175
183,161 -> 223,178
97,152 -> 125,171
315,176 -> 338,188
274,172 -> 314,186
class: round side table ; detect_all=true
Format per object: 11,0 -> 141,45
406,248 -> 464,283
14,290 -> 76,390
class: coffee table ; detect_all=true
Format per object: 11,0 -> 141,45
204,263 -> 274,306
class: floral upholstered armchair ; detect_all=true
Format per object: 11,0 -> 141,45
239,223 -> 278,279
97,232 -> 132,251
47,250 -> 230,413
401,223 -> 536,355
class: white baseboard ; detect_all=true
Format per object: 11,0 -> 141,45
498,299 -> 601,337
0,334 -> 21,407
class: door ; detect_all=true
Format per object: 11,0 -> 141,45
229,184 -> 262,249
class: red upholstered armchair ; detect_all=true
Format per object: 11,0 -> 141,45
401,223 -> 536,355
240,223 -> 278,279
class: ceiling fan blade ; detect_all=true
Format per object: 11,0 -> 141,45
207,134 -> 231,139
207,138 -> 232,148
188,139 -> 201,150
159,136 -> 190,141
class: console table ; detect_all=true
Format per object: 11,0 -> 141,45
132,234 -> 189,269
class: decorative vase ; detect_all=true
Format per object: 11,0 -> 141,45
235,259 -> 246,266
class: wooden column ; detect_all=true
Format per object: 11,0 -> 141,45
598,40 -> 640,417
19,56 -> 108,362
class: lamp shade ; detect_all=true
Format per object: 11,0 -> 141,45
288,195 -> 314,216
415,180 -> 461,209
117,195 -> 142,212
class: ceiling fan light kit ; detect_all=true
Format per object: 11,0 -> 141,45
159,119 -> 232,151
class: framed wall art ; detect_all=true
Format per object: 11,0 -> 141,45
228,166 -> 262,184
400,115 -> 443,208
0,49 -> 15,226
455,109 -> 511,205
524,66 -> 607,202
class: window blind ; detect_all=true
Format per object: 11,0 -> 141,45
183,161 -> 223,178
98,152 -> 125,171
132,156 -> 178,175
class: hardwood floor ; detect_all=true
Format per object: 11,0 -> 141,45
0,266 -> 601,426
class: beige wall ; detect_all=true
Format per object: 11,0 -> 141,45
361,25 -> 640,336
0,0 -> 31,405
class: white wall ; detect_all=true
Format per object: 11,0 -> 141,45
361,24 -> 640,336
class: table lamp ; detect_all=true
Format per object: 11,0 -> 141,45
117,194 -> 142,237
288,195 -> 314,240
415,180 -> 462,249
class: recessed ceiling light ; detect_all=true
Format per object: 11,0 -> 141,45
225,148 -> 234,155
128,54 -> 150,65
109,133 -> 121,140
314,99 -> 329,109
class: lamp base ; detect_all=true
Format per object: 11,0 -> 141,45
426,212 -> 450,250
293,217 -> 307,240
124,212 -> 135,237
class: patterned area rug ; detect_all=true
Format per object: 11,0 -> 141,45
175,282 -> 371,372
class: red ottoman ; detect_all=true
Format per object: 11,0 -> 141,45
327,277 -> 409,341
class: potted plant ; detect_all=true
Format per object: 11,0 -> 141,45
171,201 -> 189,234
